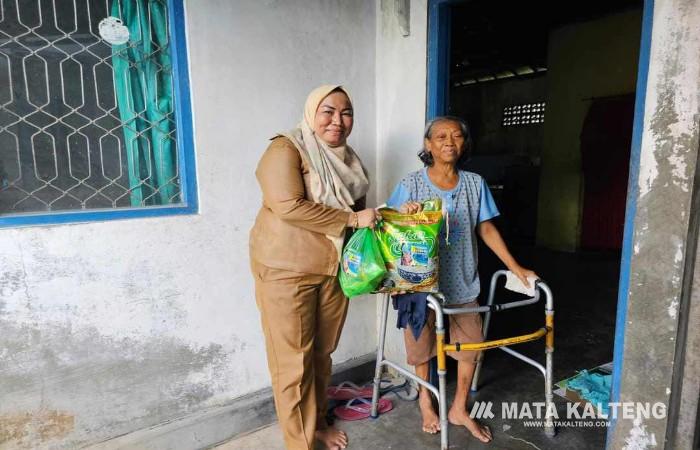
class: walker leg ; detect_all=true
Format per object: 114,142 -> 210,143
544,296 -> 556,437
438,367 -> 449,450
470,354 -> 483,392
544,349 -> 556,436
472,273 -> 499,391
426,295 -> 450,449
371,293 -> 390,418
435,313 -> 449,448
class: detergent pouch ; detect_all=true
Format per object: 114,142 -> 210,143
375,199 -> 443,293
338,228 -> 388,297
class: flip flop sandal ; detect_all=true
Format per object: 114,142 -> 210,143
377,375 -> 406,392
327,381 -> 374,401
328,377 -> 417,401
373,375 -> 419,401
382,381 -> 419,401
333,397 -> 393,421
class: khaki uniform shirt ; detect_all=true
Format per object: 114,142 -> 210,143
249,137 -> 352,276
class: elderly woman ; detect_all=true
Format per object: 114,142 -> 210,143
250,85 -> 377,450
386,116 -> 537,443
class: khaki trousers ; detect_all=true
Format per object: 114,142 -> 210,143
252,262 -> 349,450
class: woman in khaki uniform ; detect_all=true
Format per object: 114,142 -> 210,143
250,85 -> 378,450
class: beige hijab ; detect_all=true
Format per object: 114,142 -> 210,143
278,84 -> 370,259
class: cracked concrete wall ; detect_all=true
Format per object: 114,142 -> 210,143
611,0 -> 700,448
0,0 -> 378,448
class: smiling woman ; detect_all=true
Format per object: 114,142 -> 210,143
385,114 -> 537,443
249,85 -> 379,450
313,91 -> 354,147
417,115 -> 472,170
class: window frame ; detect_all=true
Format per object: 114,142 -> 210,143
0,0 -> 198,229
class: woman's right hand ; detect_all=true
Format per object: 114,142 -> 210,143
400,201 -> 422,214
350,208 -> 380,228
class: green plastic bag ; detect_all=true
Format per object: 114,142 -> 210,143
375,199 -> 444,293
339,228 -> 387,297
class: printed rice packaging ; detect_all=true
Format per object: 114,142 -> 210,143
375,199 -> 443,293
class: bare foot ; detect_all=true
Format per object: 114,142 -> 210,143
315,426 -> 348,450
448,407 -> 492,443
418,391 -> 441,434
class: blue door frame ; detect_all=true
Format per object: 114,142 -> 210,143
426,0 -> 455,119
608,0 -> 654,444
425,0 -> 655,445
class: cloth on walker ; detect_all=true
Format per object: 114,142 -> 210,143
392,293 -> 429,340
566,369 -> 612,416
504,271 -> 539,297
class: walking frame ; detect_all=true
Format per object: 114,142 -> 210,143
369,270 -> 556,449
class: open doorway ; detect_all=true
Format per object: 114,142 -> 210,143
428,0 -> 645,447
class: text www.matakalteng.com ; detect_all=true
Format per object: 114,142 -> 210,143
523,420 -> 611,428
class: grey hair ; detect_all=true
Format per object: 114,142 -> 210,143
418,115 -> 473,167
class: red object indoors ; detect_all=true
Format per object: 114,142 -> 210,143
580,95 -> 635,251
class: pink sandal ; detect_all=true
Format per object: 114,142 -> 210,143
333,397 -> 393,421
327,381 -> 375,400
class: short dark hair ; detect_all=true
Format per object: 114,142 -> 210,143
418,116 -> 473,168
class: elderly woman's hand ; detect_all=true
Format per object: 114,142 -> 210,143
400,201 -> 422,214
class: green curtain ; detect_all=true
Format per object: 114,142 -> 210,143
111,0 -> 178,206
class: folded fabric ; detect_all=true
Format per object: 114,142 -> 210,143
504,271 -> 539,297
392,293 -> 429,340
567,370 -> 612,416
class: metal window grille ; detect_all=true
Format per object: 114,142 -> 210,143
502,102 -> 546,127
0,0 -> 183,215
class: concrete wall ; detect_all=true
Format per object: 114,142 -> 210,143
536,10 -> 642,251
375,0 -> 428,367
671,229 -> 700,448
610,0 -> 700,448
0,1 -> 378,448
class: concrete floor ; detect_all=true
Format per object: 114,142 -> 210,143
218,245 -> 620,450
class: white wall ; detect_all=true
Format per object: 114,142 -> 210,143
0,1 -> 377,448
375,0 -> 428,366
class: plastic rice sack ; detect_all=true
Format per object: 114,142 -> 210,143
338,228 -> 388,297
375,199 -> 443,293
